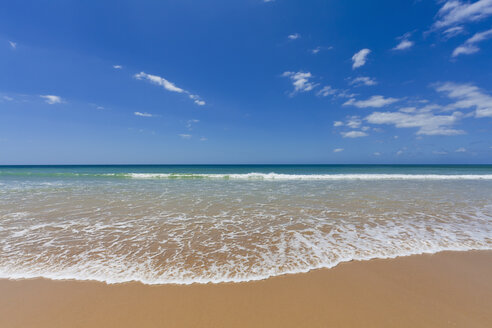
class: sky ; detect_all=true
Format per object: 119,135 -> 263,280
0,0 -> 491,165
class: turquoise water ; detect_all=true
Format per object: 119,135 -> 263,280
1,165 -> 491,284
1,164 -> 492,177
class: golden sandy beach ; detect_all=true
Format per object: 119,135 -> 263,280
1,250 -> 491,328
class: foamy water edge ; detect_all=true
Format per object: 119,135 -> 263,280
1,246 -> 491,285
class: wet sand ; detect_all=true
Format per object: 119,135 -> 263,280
1,250 -> 491,328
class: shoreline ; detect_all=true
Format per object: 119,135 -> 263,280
1,248 -> 491,286
1,250 -> 491,327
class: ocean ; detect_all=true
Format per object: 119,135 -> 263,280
1,165 -> 491,284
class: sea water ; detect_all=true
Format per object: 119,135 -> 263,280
0,165 -> 491,284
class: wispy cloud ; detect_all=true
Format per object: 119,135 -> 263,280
361,81 -> 492,136
134,112 -> 154,117
336,90 -> 357,99
352,48 -> 371,69
452,28 -> 492,57
310,46 -> 333,54
186,119 -> 199,129
8,41 -> 16,49
282,71 -> 317,95
333,148 -> 344,152
134,71 -> 205,106
435,82 -> 492,117
393,39 -> 414,51
344,95 -> 399,108
365,108 -> 464,136
433,0 -> 492,29
455,147 -> 467,152
341,131 -> 369,138
317,85 -> 336,97
40,95 -> 63,104
317,86 -> 356,99
188,94 -> 206,106
349,76 -> 377,86
288,33 -> 301,40
335,117 -> 372,137
178,134 -> 192,139
113,65 -> 123,69
393,32 -> 415,51
443,26 -> 466,38
135,72 -> 184,93
346,116 -> 362,129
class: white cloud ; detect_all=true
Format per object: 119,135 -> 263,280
452,45 -> 479,56
134,112 -> 154,117
40,95 -> 63,104
349,76 -> 377,86
396,150 -> 404,156
113,65 -> 122,69
455,147 -> 467,152
200,137 -> 208,141
341,131 -> 369,138
344,95 -> 400,108
189,94 -> 206,106
399,106 -> 417,113
346,116 -> 362,129
443,26 -> 466,38
435,82 -> 492,117
333,121 -> 344,127
362,81 -> 492,136
310,46 -> 333,54
352,48 -> 371,69
134,71 -> 205,106
186,119 -> 199,129
178,134 -> 192,139
135,72 -> 184,93
318,87 -> 357,99
336,90 -> 357,98
393,39 -> 414,51
365,110 -> 464,136
282,71 -> 317,94
333,148 -> 344,152
433,0 -> 492,29
8,41 -> 16,49
2,96 -> 13,101
288,33 -> 301,40
317,85 -> 336,97
452,28 -> 492,57
373,152 -> 381,156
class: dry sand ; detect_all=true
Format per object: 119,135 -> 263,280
1,250 -> 491,328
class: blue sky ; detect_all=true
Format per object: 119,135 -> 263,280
0,0 -> 491,164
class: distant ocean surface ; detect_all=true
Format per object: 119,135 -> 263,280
1,165 -> 491,284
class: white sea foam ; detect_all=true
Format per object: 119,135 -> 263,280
0,208 -> 490,285
122,173 -> 492,180
1,172 -> 491,285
